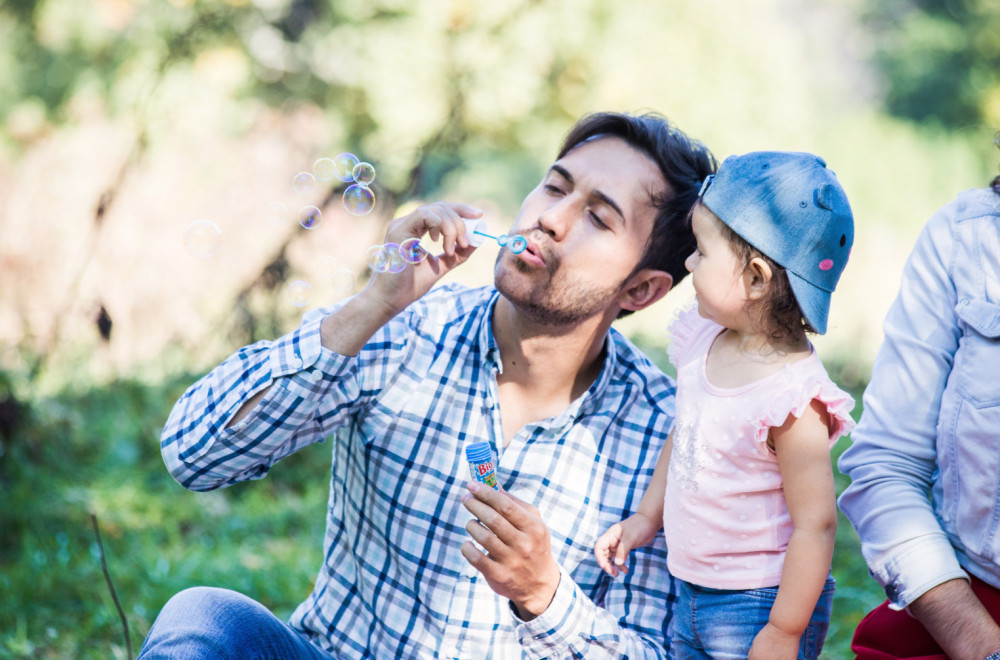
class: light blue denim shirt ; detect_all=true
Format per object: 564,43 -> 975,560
838,187 -> 1000,610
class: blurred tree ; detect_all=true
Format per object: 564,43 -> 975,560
862,0 -> 1000,129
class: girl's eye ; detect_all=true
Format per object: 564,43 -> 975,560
544,184 -> 564,195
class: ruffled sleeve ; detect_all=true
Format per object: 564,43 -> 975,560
666,303 -> 719,369
752,363 -> 857,450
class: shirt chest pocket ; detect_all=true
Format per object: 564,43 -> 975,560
953,298 -> 1000,408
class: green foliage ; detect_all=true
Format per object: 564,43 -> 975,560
0,370 -> 330,659
863,0 -> 1000,128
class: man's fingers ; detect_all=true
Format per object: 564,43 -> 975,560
466,482 -> 538,532
465,519 -> 506,558
461,489 -> 519,543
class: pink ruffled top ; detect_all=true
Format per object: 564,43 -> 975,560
663,306 -> 855,589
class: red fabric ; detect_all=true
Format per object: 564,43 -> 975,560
851,576 -> 1000,659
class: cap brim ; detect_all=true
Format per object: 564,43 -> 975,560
786,269 -> 831,335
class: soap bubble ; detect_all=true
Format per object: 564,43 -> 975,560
292,171 -> 316,195
343,184 -> 376,216
509,235 -> 528,254
299,205 -> 322,230
266,201 -> 289,224
183,219 -> 222,259
367,245 -> 388,272
331,268 -> 355,292
382,243 -> 407,273
286,280 -> 313,307
352,162 -> 376,185
313,157 -> 337,181
399,237 -> 428,264
333,153 -> 361,182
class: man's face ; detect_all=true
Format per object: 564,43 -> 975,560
494,136 -> 668,325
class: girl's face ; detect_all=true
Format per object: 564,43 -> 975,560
684,203 -> 748,327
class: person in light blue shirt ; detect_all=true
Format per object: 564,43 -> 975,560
838,144 -> 1000,660
139,111 -> 716,659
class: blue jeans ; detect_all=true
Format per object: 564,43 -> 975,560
672,577 -> 835,660
137,587 -> 333,660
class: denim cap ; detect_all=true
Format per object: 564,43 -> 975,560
699,151 -> 854,334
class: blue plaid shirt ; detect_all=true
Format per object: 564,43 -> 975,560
162,284 -> 676,658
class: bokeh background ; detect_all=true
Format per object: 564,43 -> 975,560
2,0 -> 999,657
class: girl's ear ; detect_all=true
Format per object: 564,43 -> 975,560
744,257 -> 773,301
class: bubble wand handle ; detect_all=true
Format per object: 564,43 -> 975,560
462,218 -> 490,247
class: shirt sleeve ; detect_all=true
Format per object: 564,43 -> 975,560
837,204 -> 968,609
161,303 -> 366,492
666,302 -> 715,370
512,538 -> 671,659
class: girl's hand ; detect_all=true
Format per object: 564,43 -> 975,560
748,622 -> 800,660
593,513 -> 661,578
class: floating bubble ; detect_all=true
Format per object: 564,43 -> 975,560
286,280 -> 313,307
331,267 -> 355,292
313,157 -> 337,181
266,201 -> 289,224
183,219 -> 222,259
352,162 -> 376,185
508,235 -> 528,254
333,153 -> 361,182
367,245 -> 389,272
343,184 -> 376,216
299,205 -> 322,230
382,243 -> 407,273
293,171 -> 317,195
399,237 -> 428,264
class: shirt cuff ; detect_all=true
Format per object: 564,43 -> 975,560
874,533 -> 969,610
268,312 -> 355,383
512,565 -> 591,658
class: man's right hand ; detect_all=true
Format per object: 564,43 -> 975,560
363,202 -> 483,318
320,202 -> 482,357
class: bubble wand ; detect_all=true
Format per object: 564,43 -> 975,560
391,218 -> 527,269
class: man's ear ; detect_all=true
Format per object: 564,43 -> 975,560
618,269 -> 674,313
744,257 -> 773,301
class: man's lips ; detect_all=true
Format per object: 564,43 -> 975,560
516,239 -> 546,267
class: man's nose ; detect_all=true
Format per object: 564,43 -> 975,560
537,197 -> 576,240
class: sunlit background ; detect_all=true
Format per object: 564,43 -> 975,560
2,0 -> 998,657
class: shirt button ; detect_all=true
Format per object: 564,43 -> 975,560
484,397 -> 494,408
307,370 -> 322,383
235,421 -> 248,432
291,356 -> 302,369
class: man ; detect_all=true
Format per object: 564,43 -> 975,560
140,111 -> 716,659
838,166 -> 1000,660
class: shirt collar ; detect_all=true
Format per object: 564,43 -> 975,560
478,288 -> 618,418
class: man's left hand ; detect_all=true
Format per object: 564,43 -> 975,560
460,481 -> 561,620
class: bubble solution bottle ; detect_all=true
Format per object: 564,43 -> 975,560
465,441 -> 499,490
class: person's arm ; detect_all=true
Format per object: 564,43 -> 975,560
750,400 -> 837,660
162,203 -> 482,491
837,202 -> 1000,656
461,482 -> 672,659
908,579 -> 1000,660
594,430 -> 673,577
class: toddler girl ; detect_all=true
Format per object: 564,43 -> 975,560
594,151 -> 857,660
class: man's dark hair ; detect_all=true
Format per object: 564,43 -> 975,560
557,112 -> 717,318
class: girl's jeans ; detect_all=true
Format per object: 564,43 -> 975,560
672,576 -> 835,659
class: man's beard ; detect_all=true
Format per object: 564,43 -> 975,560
494,249 -> 626,326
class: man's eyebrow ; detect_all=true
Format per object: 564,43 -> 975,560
550,164 -> 626,224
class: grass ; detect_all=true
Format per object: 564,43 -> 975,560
0,357 -> 884,659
